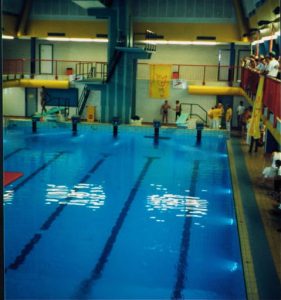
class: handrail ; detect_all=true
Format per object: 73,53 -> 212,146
3,58 -> 107,81
181,103 -> 208,124
3,58 -> 241,84
77,85 -> 90,116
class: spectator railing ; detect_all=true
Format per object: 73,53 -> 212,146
263,77 -> 281,127
241,67 -> 281,128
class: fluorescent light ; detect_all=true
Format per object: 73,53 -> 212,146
43,37 -> 108,43
2,35 -> 14,40
140,40 -> 225,46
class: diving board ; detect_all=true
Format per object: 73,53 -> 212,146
188,85 -> 243,96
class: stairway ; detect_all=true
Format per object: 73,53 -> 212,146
78,85 -> 91,116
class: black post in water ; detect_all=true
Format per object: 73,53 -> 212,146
112,117 -> 120,137
72,116 -> 80,133
196,120 -> 204,144
153,120 -> 161,139
32,117 -> 38,133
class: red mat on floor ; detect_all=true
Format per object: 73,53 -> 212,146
4,172 -> 23,186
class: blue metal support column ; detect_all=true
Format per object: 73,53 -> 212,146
88,0 -> 152,124
229,42 -> 236,86
30,37 -> 36,78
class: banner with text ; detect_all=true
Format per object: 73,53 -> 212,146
248,75 -> 264,139
149,64 -> 171,99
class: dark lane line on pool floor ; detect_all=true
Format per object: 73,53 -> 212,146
10,152 -> 65,192
75,156 -> 157,299
5,154 -> 109,273
172,160 -> 200,300
4,147 -> 27,160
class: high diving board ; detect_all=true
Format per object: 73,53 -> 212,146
188,86 -> 243,96
3,79 -> 69,89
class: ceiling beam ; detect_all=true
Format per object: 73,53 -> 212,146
232,0 -> 250,40
16,0 -> 33,37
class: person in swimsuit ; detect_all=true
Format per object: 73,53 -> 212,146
174,100 -> 181,121
40,86 -> 49,115
160,100 -> 171,124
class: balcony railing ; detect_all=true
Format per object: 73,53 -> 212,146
241,67 -> 281,128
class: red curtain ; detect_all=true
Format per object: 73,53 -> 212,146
263,77 -> 281,126
241,68 -> 281,127
241,67 -> 259,95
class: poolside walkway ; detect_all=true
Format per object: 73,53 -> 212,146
230,131 -> 281,300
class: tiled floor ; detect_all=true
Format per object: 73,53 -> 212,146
239,138 -> 281,281
229,131 -> 281,299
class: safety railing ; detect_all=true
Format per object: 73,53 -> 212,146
3,59 -> 242,85
3,59 -> 24,79
2,58 -> 107,81
263,76 -> 281,127
181,103 -> 208,124
241,67 -> 281,128
137,63 -> 240,85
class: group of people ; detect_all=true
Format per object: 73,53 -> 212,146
236,100 -> 265,153
160,100 -> 181,124
242,51 -> 280,78
207,103 -> 232,131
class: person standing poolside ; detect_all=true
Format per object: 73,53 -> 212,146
225,104 -> 232,132
217,102 -> 224,128
40,86 -> 49,115
174,100 -> 181,121
208,107 -> 214,128
236,101 -> 245,131
212,105 -> 222,129
161,100 -> 171,124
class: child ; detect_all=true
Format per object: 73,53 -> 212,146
174,100 -> 181,121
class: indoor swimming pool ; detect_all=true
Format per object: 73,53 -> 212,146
3,122 -> 246,299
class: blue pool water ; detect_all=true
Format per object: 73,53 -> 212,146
4,122 -> 246,299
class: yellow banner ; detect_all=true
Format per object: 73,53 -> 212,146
248,76 -> 264,139
149,64 -> 171,99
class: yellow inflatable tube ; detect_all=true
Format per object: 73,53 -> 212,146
3,79 -> 69,89
188,85 -> 244,96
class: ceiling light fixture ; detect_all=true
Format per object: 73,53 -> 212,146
43,37 -> 108,42
2,35 -> 15,39
141,40 -> 227,46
